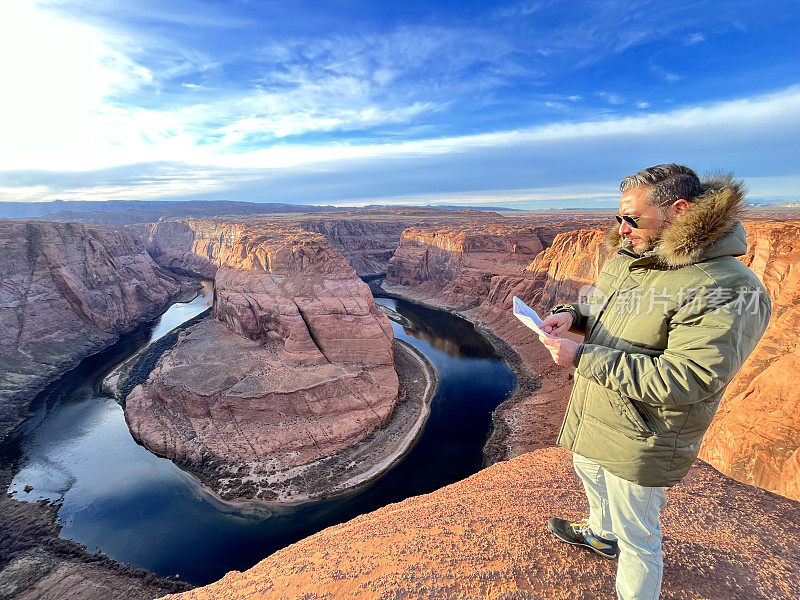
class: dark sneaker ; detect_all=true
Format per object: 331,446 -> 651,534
547,517 -> 619,559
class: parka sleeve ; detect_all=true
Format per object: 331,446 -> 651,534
574,285 -> 771,406
550,303 -> 590,334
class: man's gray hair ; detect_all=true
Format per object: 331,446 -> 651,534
620,163 -> 702,208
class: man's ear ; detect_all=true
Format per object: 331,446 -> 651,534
672,198 -> 691,216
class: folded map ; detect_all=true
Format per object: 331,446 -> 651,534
512,296 -> 549,337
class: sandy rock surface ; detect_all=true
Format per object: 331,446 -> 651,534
0,220 -> 182,440
162,446 -> 800,600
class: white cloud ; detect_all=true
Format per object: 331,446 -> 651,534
596,91 -> 625,105
686,33 -> 706,45
0,1 -> 152,163
650,64 -> 682,83
3,84 -> 800,176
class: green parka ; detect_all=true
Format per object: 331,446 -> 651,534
552,176 -> 771,487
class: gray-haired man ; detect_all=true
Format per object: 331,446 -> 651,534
538,164 -> 771,599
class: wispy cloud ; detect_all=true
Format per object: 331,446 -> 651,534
4,85 -> 798,205
596,91 -> 626,105
686,33 -> 707,45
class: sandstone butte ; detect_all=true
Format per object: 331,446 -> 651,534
125,220 -> 399,501
0,219 -> 183,441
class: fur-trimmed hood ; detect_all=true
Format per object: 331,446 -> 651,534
605,174 -> 747,268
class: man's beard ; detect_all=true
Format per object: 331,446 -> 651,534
621,233 -> 659,254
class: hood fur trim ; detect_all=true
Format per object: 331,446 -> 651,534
604,174 -> 746,268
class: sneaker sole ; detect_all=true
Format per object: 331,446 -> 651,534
547,523 -> 618,560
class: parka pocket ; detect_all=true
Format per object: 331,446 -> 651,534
597,389 -> 656,437
617,394 -> 656,435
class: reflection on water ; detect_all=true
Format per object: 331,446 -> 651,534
5,287 -> 515,586
148,280 -> 213,343
8,282 -> 214,506
376,297 -> 496,358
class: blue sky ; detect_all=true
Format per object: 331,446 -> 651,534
1,0 -> 799,208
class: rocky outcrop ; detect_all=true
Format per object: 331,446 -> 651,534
698,220 -> 800,501
124,223 -> 400,501
0,220 -> 183,441
162,446 -> 800,600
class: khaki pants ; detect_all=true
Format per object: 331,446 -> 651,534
573,453 -> 668,600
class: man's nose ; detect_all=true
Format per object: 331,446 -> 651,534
619,220 -> 633,236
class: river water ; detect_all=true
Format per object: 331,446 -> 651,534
5,288 -> 515,586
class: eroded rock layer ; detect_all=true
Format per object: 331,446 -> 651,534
698,221 -> 800,500
297,215 -> 411,277
131,219 -> 240,278
124,222 -> 399,500
0,220 -> 182,440
386,222 -> 575,309
162,447 -> 800,600
132,208 -> 498,279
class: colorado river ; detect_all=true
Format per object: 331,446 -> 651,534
5,288 -> 515,586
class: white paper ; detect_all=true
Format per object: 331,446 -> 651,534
512,296 -> 549,337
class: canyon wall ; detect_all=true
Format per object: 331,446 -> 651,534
163,446 -> 800,600
698,221 -> 800,500
385,222 -> 573,309
132,208 -> 496,280
0,220 -> 183,441
297,216 -> 411,277
124,221 -> 400,501
130,219 -> 242,278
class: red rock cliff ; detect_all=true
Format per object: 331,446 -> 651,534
297,216 -> 411,277
0,220 -> 182,440
698,220 -> 800,501
131,219 -> 242,278
124,221 -> 399,501
386,222 -> 559,308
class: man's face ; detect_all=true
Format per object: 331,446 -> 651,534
617,186 -> 668,254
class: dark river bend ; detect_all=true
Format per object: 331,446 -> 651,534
5,287 -> 516,586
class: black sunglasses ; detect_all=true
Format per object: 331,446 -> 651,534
615,214 -> 644,229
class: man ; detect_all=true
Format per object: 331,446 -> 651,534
537,164 -> 771,600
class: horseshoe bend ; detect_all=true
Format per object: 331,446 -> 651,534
1,207 -> 799,600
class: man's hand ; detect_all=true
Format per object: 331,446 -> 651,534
539,335 -> 580,367
540,311 -> 574,336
